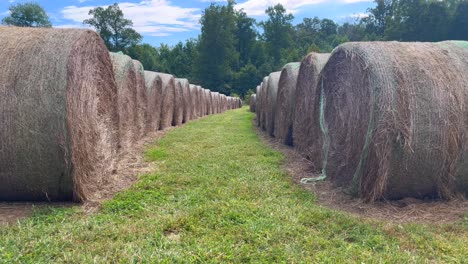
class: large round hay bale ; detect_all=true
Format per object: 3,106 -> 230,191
177,79 -> 191,123
158,73 -> 176,130
259,77 -> 269,129
0,27 -> 119,201
110,52 -> 139,149
250,94 -> 257,112
320,41 -> 468,201
292,53 -> 330,158
265,72 -> 281,137
189,84 -> 198,119
132,60 -> 148,137
275,62 -> 300,145
197,86 -> 205,117
255,85 -> 262,126
172,79 -> 184,126
204,89 -> 212,115
144,71 -> 163,131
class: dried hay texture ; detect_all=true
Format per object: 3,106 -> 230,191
204,89 -> 212,115
265,72 -> 281,137
259,77 -> 269,130
250,94 -> 257,112
144,71 -> 163,131
209,92 -> 216,114
178,79 -> 192,123
158,73 -> 176,130
132,60 -> 148,137
0,27 -> 119,201
189,84 -> 198,119
110,52 -> 139,149
275,62 -> 300,145
196,86 -> 205,117
255,85 -> 262,126
320,41 -> 468,201
292,53 -> 330,157
172,79 -> 184,126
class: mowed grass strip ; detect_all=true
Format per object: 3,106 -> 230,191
0,107 -> 467,263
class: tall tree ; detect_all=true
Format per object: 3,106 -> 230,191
451,1 -> 468,40
235,9 -> 257,69
260,4 -> 294,68
1,2 -> 51,27
196,0 -> 238,93
84,3 -> 142,52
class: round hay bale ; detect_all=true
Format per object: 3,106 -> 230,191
132,60 -> 148,137
0,27 -> 119,201
250,94 -> 257,112
292,52 -> 330,158
144,71 -> 163,131
189,84 -> 198,119
255,85 -> 262,126
204,89 -> 211,115
197,86 -> 205,117
265,72 -> 281,137
158,73 -> 176,130
172,79 -> 184,126
320,41 -> 468,201
275,62 -> 300,145
110,52 -> 139,149
259,77 -> 269,129
177,79 -> 191,123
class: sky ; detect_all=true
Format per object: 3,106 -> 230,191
0,0 -> 375,46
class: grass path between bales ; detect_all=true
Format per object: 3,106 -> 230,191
1,107 -> 467,263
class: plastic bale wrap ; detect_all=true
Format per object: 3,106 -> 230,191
158,73 -> 176,130
0,27 -> 119,201
144,71 -> 163,131
275,62 -> 300,145
319,41 -> 468,201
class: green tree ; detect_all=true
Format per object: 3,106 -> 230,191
235,9 -> 257,69
233,63 -> 258,97
84,3 -> 142,52
1,2 -> 51,27
127,44 -> 159,71
260,4 -> 294,68
450,1 -> 468,40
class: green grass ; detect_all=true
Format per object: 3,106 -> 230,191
0,107 -> 467,263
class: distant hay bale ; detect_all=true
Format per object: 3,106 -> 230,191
320,41 -> 468,201
132,60 -> 148,137
292,53 -> 330,160
158,73 -> 176,130
265,72 -> 281,137
178,79 -> 191,123
250,94 -> 256,112
110,52 -> 139,149
0,27 -> 119,201
172,79 -> 184,126
275,62 -> 300,145
189,84 -> 198,119
144,71 -> 163,131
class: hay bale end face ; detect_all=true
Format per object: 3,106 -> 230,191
292,53 -> 330,162
144,71 -> 163,131
265,72 -> 281,137
158,73 -> 176,130
0,27 -> 119,201
275,62 -> 300,146
320,41 -> 468,201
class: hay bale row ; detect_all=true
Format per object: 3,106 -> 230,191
0,27 -> 242,202
250,94 -> 256,112
255,42 -> 468,201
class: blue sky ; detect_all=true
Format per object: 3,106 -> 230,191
0,0 -> 375,46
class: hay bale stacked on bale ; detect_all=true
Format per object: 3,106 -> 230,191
178,79 -> 192,123
265,72 -> 281,137
292,53 -> 330,158
132,60 -> 148,137
250,94 -> 257,112
144,71 -> 163,131
0,27 -> 119,201
275,62 -> 300,146
173,79 -> 184,126
110,52 -> 139,149
319,41 -> 468,201
159,73 -> 176,130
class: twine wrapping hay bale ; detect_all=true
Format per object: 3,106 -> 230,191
178,79 -> 192,123
320,41 -> 468,201
275,62 -> 300,145
158,73 -> 176,130
250,94 -> 257,112
132,60 -> 148,137
144,71 -> 163,131
265,72 -> 281,137
0,27 -> 119,201
110,52 -> 139,149
292,53 -> 330,157
189,84 -> 198,119
172,79 -> 184,126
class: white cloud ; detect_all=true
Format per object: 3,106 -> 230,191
236,0 -> 372,17
61,0 -> 201,37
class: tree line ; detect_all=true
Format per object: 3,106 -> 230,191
3,1 -> 468,97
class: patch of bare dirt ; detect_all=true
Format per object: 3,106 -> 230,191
254,120 -> 468,224
0,127 -> 175,225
